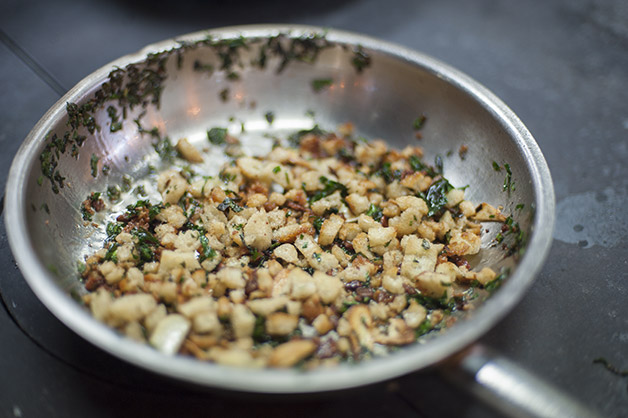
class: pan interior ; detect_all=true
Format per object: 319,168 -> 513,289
7,26 -> 551,392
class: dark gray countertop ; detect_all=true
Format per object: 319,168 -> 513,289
1,1 -> 626,417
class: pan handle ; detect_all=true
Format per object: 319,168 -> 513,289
440,345 -> 600,418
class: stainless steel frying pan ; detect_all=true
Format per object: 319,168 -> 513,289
4,25 -> 595,417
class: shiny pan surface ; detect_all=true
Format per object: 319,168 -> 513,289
4,25 -> 554,393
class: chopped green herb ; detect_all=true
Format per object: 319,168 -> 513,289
193,60 -> 214,73
106,222 -> 123,241
135,185 -> 147,196
376,162 -> 402,183
408,292 -> 455,312
288,125 -> 326,147
132,227 -> 160,246
252,315 -> 268,343
217,197 -> 244,213
409,155 -> 437,177
351,45 -> 371,73
415,319 -> 433,337
365,204 -> 383,222
219,170 -> 237,183
313,217 -> 325,233
339,300 -> 360,314
311,78 -> 333,92
310,176 -> 348,203
484,269 -> 509,292
503,163 -> 515,192
207,127 -> 228,145
219,88 -> 229,102
265,111 -> 275,124
434,155 -> 444,174
420,178 -> 454,217
413,115 -> 427,130
273,166 -> 281,174
121,175 -> 133,192
199,234 -> 217,262
104,243 -> 118,263
107,106 -> 123,132
90,154 -> 99,178
153,136 -> 177,163
492,161 -> 501,172
106,185 -> 121,202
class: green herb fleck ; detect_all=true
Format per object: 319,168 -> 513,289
484,269 -> 509,292
219,88 -> 229,102
106,222 -> 123,241
90,154 -> 99,178
313,217 -> 325,233
193,60 -> 214,73
415,319 -> 433,337
265,111 -> 275,124
413,115 -> 427,130
503,163 -> 515,192
409,155 -> 437,177
365,204 -> 383,222
199,234 -> 217,262
420,178 -> 454,217
351,45 -> 371,73
122,175 -> 133,192
106,185 -> 121,202
104,243 -> 118,263
153,136 -> 177,163
376,162 -> 402,183
217,197 -> 243,213
312,78 -> 333,92
310,176 -> 348,203
288,124 -> 326,147
207,127 -> 228,145
107,106 -> 123,132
